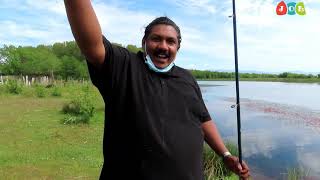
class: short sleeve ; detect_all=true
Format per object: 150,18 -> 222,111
194,79 -> 211,123
86,35 -> 132,98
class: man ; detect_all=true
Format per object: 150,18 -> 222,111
64,1 -> 250,179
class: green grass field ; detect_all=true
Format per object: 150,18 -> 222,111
0,84 -> 105,179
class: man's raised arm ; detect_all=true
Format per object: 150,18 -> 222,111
64,0 -> 105,66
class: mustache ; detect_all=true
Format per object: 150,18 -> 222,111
153,49 -> 170,57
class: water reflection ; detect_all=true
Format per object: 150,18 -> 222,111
199,81 -> 320,179
226,98 -> 320,133
298,151 -> 320,175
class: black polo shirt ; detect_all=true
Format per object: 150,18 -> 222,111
87,36 -> 211,180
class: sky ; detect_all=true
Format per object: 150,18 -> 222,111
0,0 -> 319,73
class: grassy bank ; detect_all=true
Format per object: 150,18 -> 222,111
203,143 -> 238,180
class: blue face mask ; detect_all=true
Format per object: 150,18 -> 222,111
144,44 -> 175,73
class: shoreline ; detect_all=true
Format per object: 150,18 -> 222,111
196,78 -> 320,84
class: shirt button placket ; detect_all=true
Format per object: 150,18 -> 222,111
159,78 -> 167,146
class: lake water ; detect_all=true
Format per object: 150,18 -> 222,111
199,81 -> 320,179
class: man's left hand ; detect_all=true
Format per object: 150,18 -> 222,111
223,155 -> 250,179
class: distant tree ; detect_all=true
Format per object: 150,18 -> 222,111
0,40 -> 161,80
0,45 -> 23,75
306,74 -> 314,78
19,46 -> 60,77
112,42 -> 123,47
52,42 -> 67,58
126,45 -> 142,53
278,72 -> 288,78
0,61 -> 4,75
318,74 -> 320,78
52,41 -> 84,61
59,56 -> 88,80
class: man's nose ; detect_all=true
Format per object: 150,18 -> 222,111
157,40 -> 169,50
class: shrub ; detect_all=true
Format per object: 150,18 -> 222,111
0,84 -> 5,94
61,85 -> 95,124
45,84 -> 55,88
21,86 -> 34,97
5,79 -> 23,94
51,86 -> 62,97
62,101 -> 81,115
278,72 -> 289,78
62,95 -> 94,117
35,85 -> 46,98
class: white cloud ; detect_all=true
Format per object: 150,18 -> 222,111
0,0 -> 65,15
92,2 -> 154,46
0,0 -> 72,46
0,0 -> 154,46
0,0 -> 319,72
0,20 -> 72,46
25,0 -> 66,15
304,0 -> 320,4
242,130 -> 277,158
208,0 -> 320,72
298,151 -> 320,174
167,0 -> 217,15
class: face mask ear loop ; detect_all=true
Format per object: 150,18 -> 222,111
144,43 -> 148,57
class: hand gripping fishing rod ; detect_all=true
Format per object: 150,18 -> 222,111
231,0 -> 243,172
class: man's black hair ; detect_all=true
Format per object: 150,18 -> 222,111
143,16 -> 182,47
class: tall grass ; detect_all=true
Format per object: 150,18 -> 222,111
5,79 -> 23,94
34,84 -> 46,98
0,84 -> 5,94
51,86 -> 62,97
203,142 -> 239,180
287,167 -> 310,180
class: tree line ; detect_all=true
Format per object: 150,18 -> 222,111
190,70 -> 320,80
0,41 -> 141,81
1,41 -> 319,81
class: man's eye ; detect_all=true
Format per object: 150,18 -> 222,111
151,37 -> 161,42
167,40 -> 176,45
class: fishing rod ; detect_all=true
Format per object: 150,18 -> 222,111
230,0 -> 243,170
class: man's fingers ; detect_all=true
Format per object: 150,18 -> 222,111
241,161 -> 249,170
239,169 -> 250,179
225,156 -> 250,178
237,163 -> 243,172
240,161 -> 250,174
240,168 -> 249,174
238,161 -> 250,178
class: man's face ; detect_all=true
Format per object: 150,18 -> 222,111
143,24 -> 179,69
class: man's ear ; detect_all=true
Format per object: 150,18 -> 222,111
142,39 -> 147,56
142,39 -> 146,50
